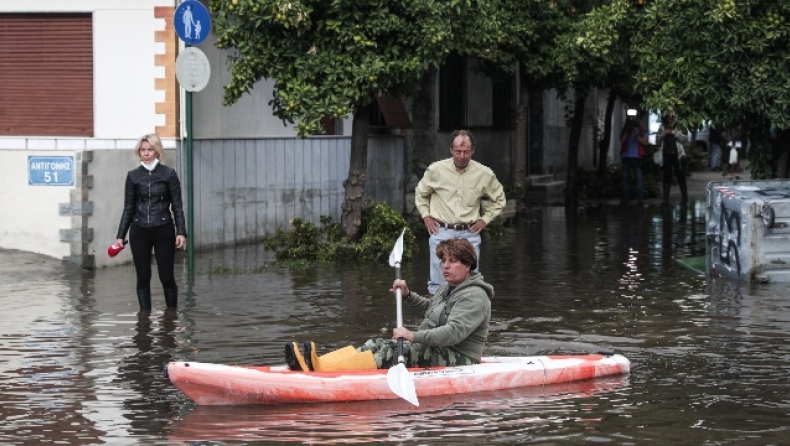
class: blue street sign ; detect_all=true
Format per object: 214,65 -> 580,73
28,156 -> 74,186
174,0 -> 212,46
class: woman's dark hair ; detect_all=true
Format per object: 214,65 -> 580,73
661,114 -> 676,127
436,238 -> 478,271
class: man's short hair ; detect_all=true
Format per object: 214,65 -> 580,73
450,129 -> 476,149
436,238 -> 478,271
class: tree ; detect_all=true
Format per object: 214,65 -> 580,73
552,0 -> 623,203
479,0 -> 634,203
632,0 -> 790,178
569,0 -> 641,180
471,0 -> 569,189
211,0 -> 454,240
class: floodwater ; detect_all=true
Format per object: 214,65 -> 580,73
2,200 -> 790,445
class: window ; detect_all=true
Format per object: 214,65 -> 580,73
492,76 -> 514,129
0,14 -> 94,136
439,53 -> 465,130
439,54 -> 514,130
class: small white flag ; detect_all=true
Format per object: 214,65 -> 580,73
388,229 -> 406,267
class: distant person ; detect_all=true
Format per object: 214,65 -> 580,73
656,114 -> 688,206
709,124 -> 724,171
728,144 -> 739,172
284,238 -> 493,371
619,111 -> 648,206
116,134 -> 187,312
414,129 -> 505,295
730,124 -> 744,167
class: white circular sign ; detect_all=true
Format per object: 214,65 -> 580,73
176,47 -> 211,92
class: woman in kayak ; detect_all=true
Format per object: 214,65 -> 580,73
285,238 -> 494,371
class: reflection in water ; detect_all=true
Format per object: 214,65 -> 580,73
621,205 -> 646,296
115,310 -> 180,436
0,263 -> 105,445
2,199 -> 790,445
168,377 -> 631,444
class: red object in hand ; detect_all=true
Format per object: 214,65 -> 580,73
108,240 -> 128,257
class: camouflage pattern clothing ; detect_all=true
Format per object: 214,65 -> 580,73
359,271 -> 494,369
359,338 -> 478,369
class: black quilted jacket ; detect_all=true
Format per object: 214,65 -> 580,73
116,164 -> 187,239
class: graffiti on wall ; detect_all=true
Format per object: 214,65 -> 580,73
715,205 -> 742,275
753,187 -> 790,200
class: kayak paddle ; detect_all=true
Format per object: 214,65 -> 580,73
386,229 -> 419,406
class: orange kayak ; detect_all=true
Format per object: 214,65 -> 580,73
166,353 -> 631,405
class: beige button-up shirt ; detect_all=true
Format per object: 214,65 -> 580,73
415,158 -> 506,225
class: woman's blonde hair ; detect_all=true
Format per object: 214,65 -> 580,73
134,134 -> 165,163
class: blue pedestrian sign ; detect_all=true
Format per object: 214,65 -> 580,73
28,156 -> 74,186
174,0 -> 212,46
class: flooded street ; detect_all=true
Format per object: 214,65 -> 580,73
2,199 -> 790,445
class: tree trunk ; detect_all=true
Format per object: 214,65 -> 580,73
341,103 -> 371,242
513,64 -> 529,190
597,88 -> 616,180
565,89 -> 587,205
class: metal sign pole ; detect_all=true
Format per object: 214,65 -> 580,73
186,89 -> 194,281
173,0 -> 211,284
174,0 -> 211,282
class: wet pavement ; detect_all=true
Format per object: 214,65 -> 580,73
3,168 -> 790,445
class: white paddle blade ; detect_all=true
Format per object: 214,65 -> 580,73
388,229 -> 406,267
386,363 -> 419,406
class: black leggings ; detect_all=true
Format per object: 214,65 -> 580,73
663,153 -> 686,188
129,223 -> 177,292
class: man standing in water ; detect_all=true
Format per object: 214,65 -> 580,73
415,129 -> 506,295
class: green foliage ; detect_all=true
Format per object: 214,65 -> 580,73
358,201 -> 415,263
633,0 -> 790,130
210,0 -> 466,137
262,201 -> 414,263
561,0 -> 634,85
472,0 -> 568,83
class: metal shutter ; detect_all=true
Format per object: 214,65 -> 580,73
0,13 -> 93,136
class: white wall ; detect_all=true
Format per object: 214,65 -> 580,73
94,8 -> 166,138
0,1 -> 175,259
1,0 -> 173,140
0,150 -> 74,258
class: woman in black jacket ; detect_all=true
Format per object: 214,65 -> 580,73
116,134 -> 187,311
